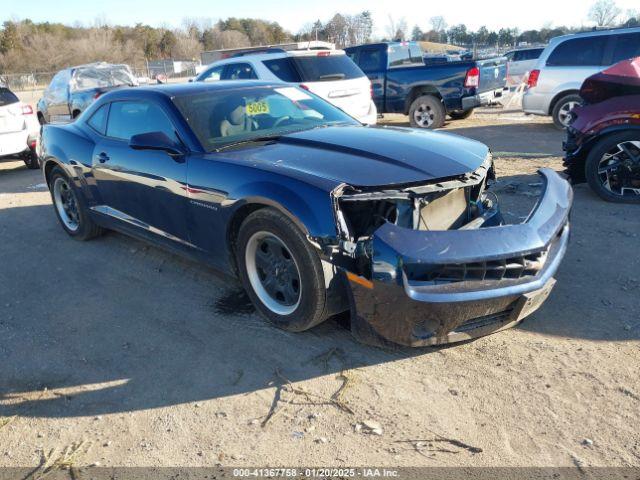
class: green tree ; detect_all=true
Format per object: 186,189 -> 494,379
0,21 -> 20,54
411,25 -> 423,41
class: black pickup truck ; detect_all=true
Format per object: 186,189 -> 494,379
345,41 -> 507,129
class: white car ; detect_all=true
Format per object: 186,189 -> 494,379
194,49 -> 377,125
0,85 -> 40,169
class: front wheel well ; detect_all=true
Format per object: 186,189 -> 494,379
548,90 -> 580,115
227,203 -> 270,275
43,160 -> 64,187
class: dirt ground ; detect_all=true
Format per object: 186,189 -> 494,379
0,107 -> 639,472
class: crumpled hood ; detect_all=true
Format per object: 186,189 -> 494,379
220,125 -> 489,188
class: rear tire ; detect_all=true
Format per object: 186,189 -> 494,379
449,108 -> 474,120
585,132 -> 640,204
49,167 -> 104,240
551,94 -> 581,130
409,95 -> 445,129
23,148 -> 39,170
235,208 -> 331,332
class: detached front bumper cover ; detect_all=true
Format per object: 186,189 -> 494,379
347,168 -> 573,347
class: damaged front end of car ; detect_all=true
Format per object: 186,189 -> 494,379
328,154 -> 573,347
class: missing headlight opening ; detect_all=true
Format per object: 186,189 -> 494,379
332,154 -> 497,244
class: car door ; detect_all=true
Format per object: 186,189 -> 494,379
91,99 -> 190,243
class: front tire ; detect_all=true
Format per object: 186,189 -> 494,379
585,132 -> 640,204
49,167 -> 104,240
552,94 -> 581,130
236,208 -> 330,332
409,95 -> 445,129
449,108 -> 474,120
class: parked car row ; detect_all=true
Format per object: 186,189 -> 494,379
6,26 -> 638,349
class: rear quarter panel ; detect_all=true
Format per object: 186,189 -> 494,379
41,123 -> 97,201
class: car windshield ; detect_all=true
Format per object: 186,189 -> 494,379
173,85 -> 360,152
70,65 -> 138,92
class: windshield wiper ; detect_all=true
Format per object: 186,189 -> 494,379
214,134 -> 283,152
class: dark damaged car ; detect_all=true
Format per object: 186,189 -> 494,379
40,81 -> 573,347
564,56 -> 640,203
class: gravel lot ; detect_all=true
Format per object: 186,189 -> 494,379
0,107 -> 639,470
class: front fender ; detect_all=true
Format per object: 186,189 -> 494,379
228,180 -> 336,239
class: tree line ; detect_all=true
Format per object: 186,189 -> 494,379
0,17 -> 291,73
1,0 -> 638,74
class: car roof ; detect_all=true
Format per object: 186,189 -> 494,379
203,49 -> 346,68
549,25 -> 640,45
101,80 -> 287,101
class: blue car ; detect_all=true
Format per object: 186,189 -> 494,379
40,81 -> 573,347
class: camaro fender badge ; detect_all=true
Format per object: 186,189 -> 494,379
190,200 -> 218,211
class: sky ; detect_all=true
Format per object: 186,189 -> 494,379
2,0 -> 639,35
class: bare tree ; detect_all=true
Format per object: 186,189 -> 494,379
588,0 -> 621,26
386,15 -> 408,40
429,16 -> 447,33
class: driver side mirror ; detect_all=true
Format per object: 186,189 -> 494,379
129,131 -> 185,157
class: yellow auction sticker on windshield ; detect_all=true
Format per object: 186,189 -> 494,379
246,101 -> 270,116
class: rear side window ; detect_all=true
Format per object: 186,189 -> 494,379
224,63 -> 258,80
87,104 -> 109,135
263,58 -> 301,82
388,44 -> 423,67
0,88 -> 19,107
356,49 -> 385,72
611,32 -> 640,64
546,36 -> 608,66
515,48 -> 544,61
291,55 -> 364,81
106,101 -> 177,142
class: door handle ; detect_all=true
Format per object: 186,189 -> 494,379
96,152 -> 110,163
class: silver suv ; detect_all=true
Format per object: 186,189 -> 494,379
523,27 -> 640,128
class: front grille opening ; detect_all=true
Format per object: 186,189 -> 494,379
407,249 -> 548,284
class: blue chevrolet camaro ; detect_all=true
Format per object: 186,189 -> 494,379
40,81 -> 573,347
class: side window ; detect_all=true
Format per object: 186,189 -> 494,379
388,45 -> 412,67
224,63 -> 258,80
200,65 -> 224,82
611,33 -> 640,64
546,36 -> 608,66
87,103 -> 109,135
263,58 -> 301,82
106,101 -> 177,143
357,49 -> 384,72
512,51 -> 524,62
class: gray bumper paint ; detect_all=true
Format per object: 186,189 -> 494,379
347,168 -> 573,347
